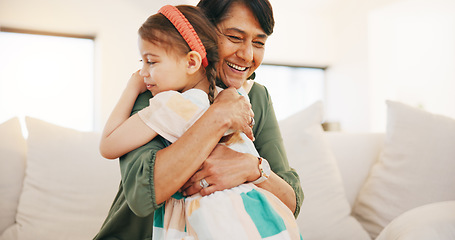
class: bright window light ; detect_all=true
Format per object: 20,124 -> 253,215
0,31 -> 95,134
255,64 -> 325,121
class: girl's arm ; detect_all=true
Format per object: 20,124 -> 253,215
100,71 -> 158,159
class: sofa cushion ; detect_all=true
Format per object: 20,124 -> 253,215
0,117 -> 120,240
353,100 -> 455,238
376,201 -> 455,240
279,101 -> 370,239
325,132 -> 385,207
0,117 -> 26,234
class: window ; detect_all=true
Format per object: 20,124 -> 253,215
0,29 -> 95,134
254,64 -> 326,121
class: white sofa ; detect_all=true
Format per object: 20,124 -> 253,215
1,100 -> 454,240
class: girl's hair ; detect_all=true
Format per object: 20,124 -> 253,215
138,5 -> 219,103
197,0 -> 275,36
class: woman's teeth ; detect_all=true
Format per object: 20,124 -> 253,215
227,62 -> 247,71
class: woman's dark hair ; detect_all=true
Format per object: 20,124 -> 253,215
138,5 -> 219,103
197,0 -> 275,36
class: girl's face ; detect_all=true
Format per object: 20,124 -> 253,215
216,2 -> 268,89
138,38 -> 192,96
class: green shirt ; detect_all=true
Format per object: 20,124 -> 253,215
93,83 -> 304,240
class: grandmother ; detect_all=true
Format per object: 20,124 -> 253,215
94,0 -> 303,239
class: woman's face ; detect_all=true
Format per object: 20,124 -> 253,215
216,2 -> 268,89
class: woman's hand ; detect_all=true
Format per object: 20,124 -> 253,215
181,144 -> 260,196
179,87 -> 257,196
180,143 -> 297,212
212,87 -> 255,141
152,87 -> 255,203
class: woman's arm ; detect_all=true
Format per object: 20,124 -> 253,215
181,144 -> 297,213
245,83 -> 303,216
256,170 -> 297,212
153,88 -> 255,204
181,83 -> 303,217
99,71 -> 158,159
119,87 -> 255,216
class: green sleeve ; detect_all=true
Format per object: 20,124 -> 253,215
119,91 -> 165,217
94,91 -> 161,239
119,137 -> 165,217
249,83 -> 304,218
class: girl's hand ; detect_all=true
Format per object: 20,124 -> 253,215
127,70 -> 147,94
212,87 -> 255,141
181,144 -> 259,196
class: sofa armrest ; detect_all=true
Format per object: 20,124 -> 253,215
376,201 -> 455,240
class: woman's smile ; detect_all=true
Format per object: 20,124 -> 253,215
226,61 -> 248,72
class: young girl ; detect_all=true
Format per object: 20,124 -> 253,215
100,5 -> 301,240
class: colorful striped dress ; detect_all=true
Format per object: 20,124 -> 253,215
138,88 -> 302,240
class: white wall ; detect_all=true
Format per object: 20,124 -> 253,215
368,0 -> 455,131
2,0 -> 454,132
289,0 -> 455,132
269,0 -> 455,132
265,0 -> 335,66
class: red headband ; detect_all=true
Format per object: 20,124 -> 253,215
159,5 -> 208,68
